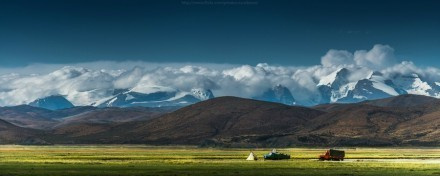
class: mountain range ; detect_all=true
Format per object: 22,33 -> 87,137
28,86 -> 294,109
1,94 -> 439,146
19,66 -> 440,109
316,68 -> 440,104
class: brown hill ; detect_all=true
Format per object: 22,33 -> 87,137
110,95 -> 440,146
0,119 -> 47,144
55,97 -> 324,146
136,97 -> 323,145
49,107 -> 177,142
302,95 -> 440,146
300,104 -> 429,146
54,106 -> 98,118
0,105 -> 102,129
54,107 -> 176,127
390,109 -> 440,145
314,94 -> 440,112
0,105 -> 59,129
0,105 -> 177,130
361,94 -> 440,108
313,103 -> 352,112
2,94 -> 440,147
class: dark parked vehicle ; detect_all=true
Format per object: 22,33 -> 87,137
263,149 -> 290,160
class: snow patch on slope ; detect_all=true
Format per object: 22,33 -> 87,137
369,74 -> 399,96
393,74 -> 432,96
131,85 -> 176,94
317,68 -> 344,87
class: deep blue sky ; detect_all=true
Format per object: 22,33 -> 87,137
0,0 -> 439,67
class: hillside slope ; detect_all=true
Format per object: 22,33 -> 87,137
51,97 -> 324,145
1,95 -> 440,147
0,119 -> 47,144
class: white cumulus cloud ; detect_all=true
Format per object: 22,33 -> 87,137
321,49 -> 354,67
321,44 -> 398,70
354,44 -> 397,70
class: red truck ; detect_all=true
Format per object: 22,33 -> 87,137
319,149 -> 345,161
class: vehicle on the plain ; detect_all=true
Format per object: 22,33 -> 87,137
263,149 -> 291,160
319,149 -> 345,161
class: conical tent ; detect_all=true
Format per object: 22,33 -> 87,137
246,152 -> 258,160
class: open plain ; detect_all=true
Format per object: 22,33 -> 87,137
0,145 -> 439,176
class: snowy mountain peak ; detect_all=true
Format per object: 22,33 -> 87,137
190,88 -> 214,100
29,95 -> 74,110
319,70 -> 439,104
317,68 -> 355,103
318,68 -> 350,88
393,73 -> 432,96
8,63 -> 440,108
254,85 -> 296,105
96,87 -> 215,108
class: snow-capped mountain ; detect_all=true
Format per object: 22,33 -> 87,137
392,74 -> 433,96
190,88 -> 215,100
6,62 -> 440,108
97,88 -> 215,108
317,68 -> 356,103
254,85 -> 296,105
315,68 -> 440,104
337,72 -> 405,103
29,95 -> 74,110
316,68 -> 402,104
24,67 -> 440,108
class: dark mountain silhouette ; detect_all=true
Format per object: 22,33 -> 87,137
254,85 -> 296,105
29,95 -> 74,110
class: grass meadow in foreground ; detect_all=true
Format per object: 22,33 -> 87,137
0,145 -> 439,176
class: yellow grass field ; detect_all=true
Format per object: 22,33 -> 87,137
0,145 -> 439,176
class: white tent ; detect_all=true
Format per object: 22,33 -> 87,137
246,151 -> 258,160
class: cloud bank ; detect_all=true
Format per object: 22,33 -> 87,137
321,44 -> 397,70
1,44 -> 439,106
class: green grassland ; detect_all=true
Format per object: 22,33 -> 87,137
0,145 -> 439,176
